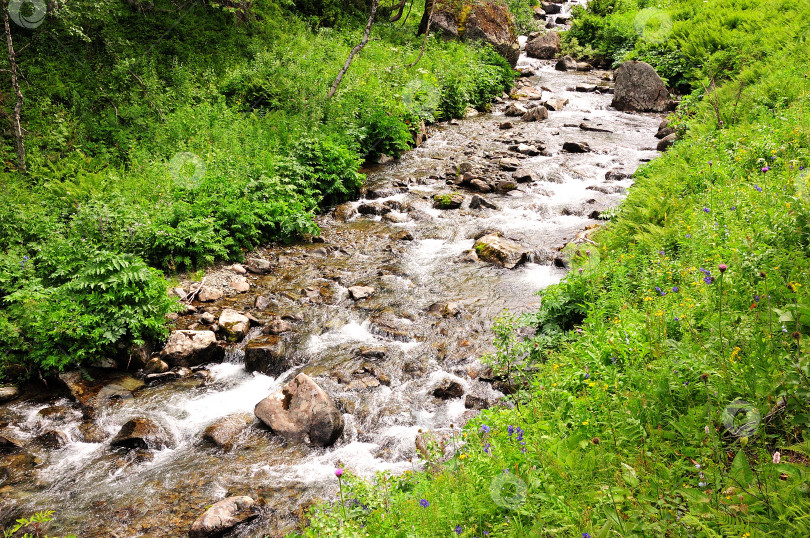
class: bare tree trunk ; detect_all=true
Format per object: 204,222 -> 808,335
1,0 -> 27,174
326,0 -> 379,100
408,0 -> 434,66
417,0 -> 434,35
389,0 -> 407,22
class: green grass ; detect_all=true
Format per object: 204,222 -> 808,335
298,0 -> 810,536
0,0 -> 516,380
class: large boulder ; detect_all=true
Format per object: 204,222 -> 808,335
254,373 -> 344,447
110,417 -> 173,450
202,413 -> 254,449
189,496 -> 258,538
160,330 -> 224,367
555,55 -> 577,71
429,1 -> 519,67
474,234 -> 531,269
0,386 -> 20,403
244,336 -> 291,378
521,106 -> 548,122
525,31 -> 560,59
218,309 -> 250,341
611,61 -> 674,112
464,2 -> 520,66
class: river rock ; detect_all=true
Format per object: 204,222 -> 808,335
218,309 -> 250,341
543,97 -> 568,111
576,62 -> 593,71
333,202 -> 357,222
244,337 -> 290,377
525,31 -> 560,59
504,103 -> 527,117
433,378 -> 464,400
254,373 -> 344,447
611,60 -> 674,112
0,429 -> 24,451
541,1 -> 560,14
555,55 -> 577,71
433,193 -> 464,209
254,295 -> 271,310
391,230 -> 414,241
469,194 -> 498,210
563,141 -> 591,153
494,180 -> 518,194
512,168 -> 535,183
499,121 -> 513,129
264,318 -> 293,335
189,496 -> 258,538
657,133 -> 677,151
468,179 -> 493,193
196,285 -> 223,302
521,106 -> 548,122
498,158 -> 521,171
230,276 -> 250,293
474,234 -> 530,269
79,420 -> 107,443
246,257 -> 273,274
110,417 -> 172,450
428,302 -> 461,318
202,413 -> 254,449
0,386 -> 20,403
36,430 -> 69,449
576,84 -> 597,93
160,330 -> 224,367
580,122 -> 613,133
348,285 -> 375,300
58,370 -> 145,408
144,357 -> 169,374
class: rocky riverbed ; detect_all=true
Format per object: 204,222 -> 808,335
0,15 -> 670,536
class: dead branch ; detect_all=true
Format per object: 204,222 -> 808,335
326,0 -> 380,100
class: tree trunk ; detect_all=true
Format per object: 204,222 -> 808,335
326,0 -> 379,99
1,0 -> 27,174
417,0 -> 434,35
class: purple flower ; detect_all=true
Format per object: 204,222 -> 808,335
703,207 -> 710,213
699,268 -> 711,276
335,468 -> 343,478
704,276 -> 712,285
771,155 -> 776,160
762,166 -> 770,172
583,534 -> 592,538
674,316 -> 680,321
685,234 -> 691,238
754,294 -> 760,302
731,206 -> 737,210
672,286 -> 679,292
516,427 -> 524,442
683,381 -> 689,386
708,161 -> 713,166
754,184 -> 762,192
718,263 -> 727,273
584,373 -> 590,380
455,525 -> 463,534
481,424 -> 490,434
484,443 -> 491,454
420,499 -> 430,508
508,425 -> 514,436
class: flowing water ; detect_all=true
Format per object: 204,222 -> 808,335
0,20 -> 665,537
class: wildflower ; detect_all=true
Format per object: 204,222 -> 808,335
699,482 -> 706,487
508,425 -> 514,436
420,499 -> 430,508
335,468 -> 343,477
718,263 -> 727,273
578,268 -> 583,274
754,294 -> 760,302
672,286 -> 679,293
584,373 -> 590,380
516,427 -> 524,442
773,451 -> 781,464
683,381 -> 689,386
484,443 -> 491,454
762,166 -> 770,172
754,184 -> 762,192
583,533 -> 592,538
481,424 -> 490,434
703,207 -> 710,213
685,233 -> 691,238
704,276 -> 712,285
455,525 -> 463,534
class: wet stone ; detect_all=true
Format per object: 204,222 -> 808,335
202,413 -> 254,450
0,429 -> 25,451
79,420 -> 107,443
348,285 -> 375,300
189,496 -> 258,538
473,234 -> 531,269
35,429 -> 69,449
563,141 -> 592,153
110,417 -> 173,451
0,386 -> 20,403
433,378 -> 464,400
196,285 -> 223,302
244,337 -> 290,378
391,230 -> 414,241
432,193 -> 464,209
254,295 -> 271,310
469,194 -> 499,210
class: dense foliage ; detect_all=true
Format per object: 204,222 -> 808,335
0,0 -> 515,380
300,0 -> 810,536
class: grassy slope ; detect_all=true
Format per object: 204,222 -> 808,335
0,1 -> 517,379
300,1 -> 810,536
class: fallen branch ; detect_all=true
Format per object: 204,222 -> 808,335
326,0 -> 380,99
182,277 -> 206,304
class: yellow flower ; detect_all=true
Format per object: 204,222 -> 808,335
582,421 -> 589,426
588,382 -> 595,388
552,382 -> 557,387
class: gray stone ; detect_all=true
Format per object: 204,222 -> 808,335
525,31 -> 560,59
473,234 -> 531,269
160,330 -> 224,367
202,413 -> 254,449
254,373 -> 344,447
189,496 -> 257,538
611,61 -> 674,112
110,417 -> 172,450
218,309 -> 249,341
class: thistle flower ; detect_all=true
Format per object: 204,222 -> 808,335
762,166 -> 770,172
718,263 -> 727,273
335,468 -> 344,478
